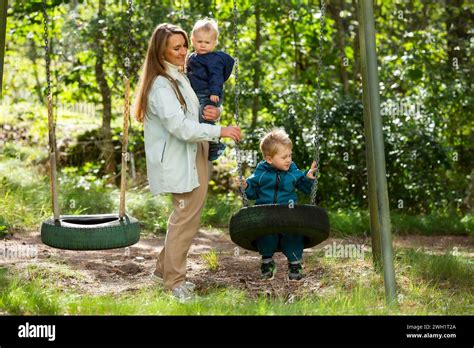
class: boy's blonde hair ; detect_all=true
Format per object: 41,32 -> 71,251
191,18 -> 219,40
260,128 -> 293,158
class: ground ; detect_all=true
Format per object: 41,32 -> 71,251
1,228 -> 472,301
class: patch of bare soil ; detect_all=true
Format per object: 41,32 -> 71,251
1,229 -> 472,299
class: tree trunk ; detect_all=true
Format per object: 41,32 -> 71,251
26,39 -> 44,103
462,168 -> 474,213
445,0 -> 469,69
328,0 -> 350,95
251,3 -> 262,130
289,11 -> 299,81
352,0 -> 361,92
95,0 -> 116,182
445,0 -> 471,197
0,0 -> 7,96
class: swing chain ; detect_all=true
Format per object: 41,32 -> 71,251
310,0 -> 326,206
42,0 -> 56,148
42,0 -> 52,104
232,0 -> 248,207
124,0 -> 133,77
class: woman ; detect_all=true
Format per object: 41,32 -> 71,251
134,23 -> 241,300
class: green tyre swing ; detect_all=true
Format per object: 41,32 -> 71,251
41,214 -> 140,250
40,0 -> 140,250
229,0 -> 330,251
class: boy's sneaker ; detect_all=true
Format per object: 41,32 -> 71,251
288,262 -> 304,281
208,141 -> 226,161
261,259 -> 276,280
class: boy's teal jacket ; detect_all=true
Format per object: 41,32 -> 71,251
245,161 -> 315,205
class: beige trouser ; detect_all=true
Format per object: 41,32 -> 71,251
154,141 -> 209,290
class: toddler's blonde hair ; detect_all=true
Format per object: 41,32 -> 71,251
260,128 -> 293,158
191,18 -> 219,40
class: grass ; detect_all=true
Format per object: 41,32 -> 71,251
0,248 -> 471,315
0,157 -> 51,231
399,249 -> 473,291
329,210 -> 473,238
202,249 -> 219,271
0,154 -> 115,232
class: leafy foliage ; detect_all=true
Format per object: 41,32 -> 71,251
3,0 -> 472,214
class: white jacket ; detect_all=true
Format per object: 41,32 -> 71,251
144,62 -> 221,195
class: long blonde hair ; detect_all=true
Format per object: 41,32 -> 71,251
134,23 -> 189,123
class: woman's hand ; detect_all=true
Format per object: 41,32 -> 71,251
221,126 -> 241,142
306,161 -> 317,179
202,105 -> 221,122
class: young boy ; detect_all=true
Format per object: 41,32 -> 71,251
187,18 -> 235,161
240,129 -> 317,281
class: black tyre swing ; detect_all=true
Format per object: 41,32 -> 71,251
40,0 -> 140,250
229,0 -> 330,252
